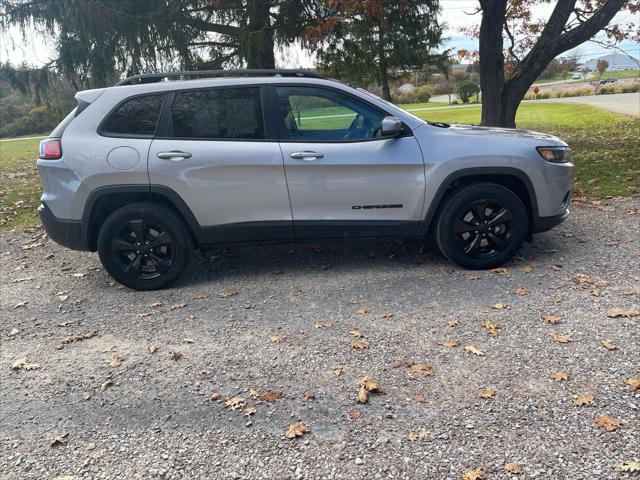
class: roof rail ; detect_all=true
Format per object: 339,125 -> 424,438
115,69 -> 325,86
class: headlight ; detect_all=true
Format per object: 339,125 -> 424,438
537,146 -> 571,163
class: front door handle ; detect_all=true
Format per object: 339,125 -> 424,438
290,151 -> 324,161
157,150 -> 192,161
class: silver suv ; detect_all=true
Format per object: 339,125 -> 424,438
37,70 -> 573,290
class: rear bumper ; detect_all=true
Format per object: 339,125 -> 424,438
532,208 -> 570,233
38,203 -> 88,251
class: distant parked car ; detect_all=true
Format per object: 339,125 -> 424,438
572,73 -> 583,80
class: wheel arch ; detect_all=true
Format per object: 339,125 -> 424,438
83,185 -> 201,251
419,167 -> 538,238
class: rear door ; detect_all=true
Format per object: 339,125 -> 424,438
272,85 -> 425,239
148,85 -> 293,243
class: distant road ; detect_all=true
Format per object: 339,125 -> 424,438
537,92 -> 640,117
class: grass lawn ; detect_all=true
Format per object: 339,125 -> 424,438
0,102 -> 638,231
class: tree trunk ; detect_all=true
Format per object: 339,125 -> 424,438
245,0 -> 276,69
478,0 -> 508,127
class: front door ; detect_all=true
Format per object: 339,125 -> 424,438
148,85 -> 293,243
272,85 -> 425,239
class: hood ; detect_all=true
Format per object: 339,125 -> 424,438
445,123 -> 565,144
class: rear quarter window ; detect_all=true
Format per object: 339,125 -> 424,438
100,94 -> 165,137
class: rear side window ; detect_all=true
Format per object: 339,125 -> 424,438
169,87 -> 265,140
101,94 -> 165,137
50,107 -> 78,138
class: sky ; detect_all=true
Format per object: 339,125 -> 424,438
1,0 -> 639,68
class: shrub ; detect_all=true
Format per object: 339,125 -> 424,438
394,85 -> 432,104
454,79 -> 480,103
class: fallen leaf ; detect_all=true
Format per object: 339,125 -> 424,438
332,366 -> 344,376
464,345 -> 485,356
515,286 -> 528,296
210,392 -> 222,401
504,463 -> 524,474
462,468 -> 486,480
405,431 -> 428,441
109,357 -> 123,368
260,391 -> 282,403
491,303 -> 507,310
521,264 -> 533,273
573,394 -> 594,406
489,267 -> 507,275
284,421 -> 309,438
249,388 -> 260,399
601,341 -> 617,351
551,333 -> 573,343
11,357 -> 40,370
625,378 -> 640,391
314,322 -> 332,330
350,340 -> 369,350
225,396 -> 246,411
381,311 -> 394,319
100,379 -> 113,391
595,415 -> 621,432
481,320 -> 499,336
243,406 -> 256,417
269,335 -> 283,342
411,394 -> 426,403
348,410 -> 361,419
217,290 -> 238,298
193,293 -> 208,300
148,345 -> 158,354
51,433 -> 68,447
447,319 -> 460,327
541,314 -> 561,324
137,312 -> 152,319
356,308 -> 370,315
586,379 -> 598,390
56,330 -> 98,349
478,389 -> 496,399
357,377 -> 382,404
356,385 -> 370,404
607,308 -> 639,318
147,302 -> 162,308
616,461 -> 640,473
551,371 -> 569,381
170,303 -> 186,310
350,330 -> 364,338
302,392 -> 315,401
438,340 -> 459,348
407,362 -> 433,376
169,351 -> 182,360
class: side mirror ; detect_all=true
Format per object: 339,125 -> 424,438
381,116 -> 403,137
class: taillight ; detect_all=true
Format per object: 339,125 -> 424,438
38,139 -> 62,160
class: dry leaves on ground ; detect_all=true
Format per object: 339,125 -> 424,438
269,335 -> 283,342
464,345 -> 485,356
478,389 -> 496,399
447,319 -> 460,327
332,366 -> 344,376
551,333 -> 573,343
169,351 -> 182,360
481,321 -> 499,336
489,267 -> 508,275
217,290 -> 238,298
625,378 -> 640,391
350,330 -> 364,338
406,363 -> 433,376
260,391 -> 282,403
515,287 -> 528,296
505,463 -> 524,474
302,392 -> 315,401
170,303 -> 186,310
349,340 -> 369,350
56,330 -> 98,350
356,378 -> 382,404
595,415 -> 621,432
491,303 -> 508,310
573,394 -> 595,406
616,461 -> 640,473
11,357 -> 40,370
601,340 -> 617,351
551,371 -> 569,381
225,397 -> 246,411
284,422 -> 309,439
314,322 -> 332,330
541,314 -> 561,324
51,433 -> 68,447
210,392 -> 222,401
381,312 -> 394,319
148,345 -> 158,354
356,308 -> 370,315
607,308 -> 639,318
411,394 -> 426,403
462,468 -> 486,480
438,340 -> 459,348
405,431 -> 428,442
108,357 -> 123,368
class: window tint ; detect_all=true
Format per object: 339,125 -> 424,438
50,107 -> 78,138
170,87 -> 265,139
275,86 -> 385,142
102,94 -> 165,136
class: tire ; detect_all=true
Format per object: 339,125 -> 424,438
435,183 -> 528,270
97,203 -> 192,290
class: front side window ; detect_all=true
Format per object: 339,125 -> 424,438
275,86 -> 385,142
169,87 -> 265,140
101,94 -> 165,136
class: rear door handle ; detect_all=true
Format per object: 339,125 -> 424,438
157,150 -> 192,161
290,151 -> 324,161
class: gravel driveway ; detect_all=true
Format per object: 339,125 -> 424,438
1,197 -> 639,480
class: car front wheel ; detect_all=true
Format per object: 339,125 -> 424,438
435,183 -> 528,270
97,203 -> 192,290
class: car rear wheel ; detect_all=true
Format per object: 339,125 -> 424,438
435,183 -> 528,270
97,203 -> 192,290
